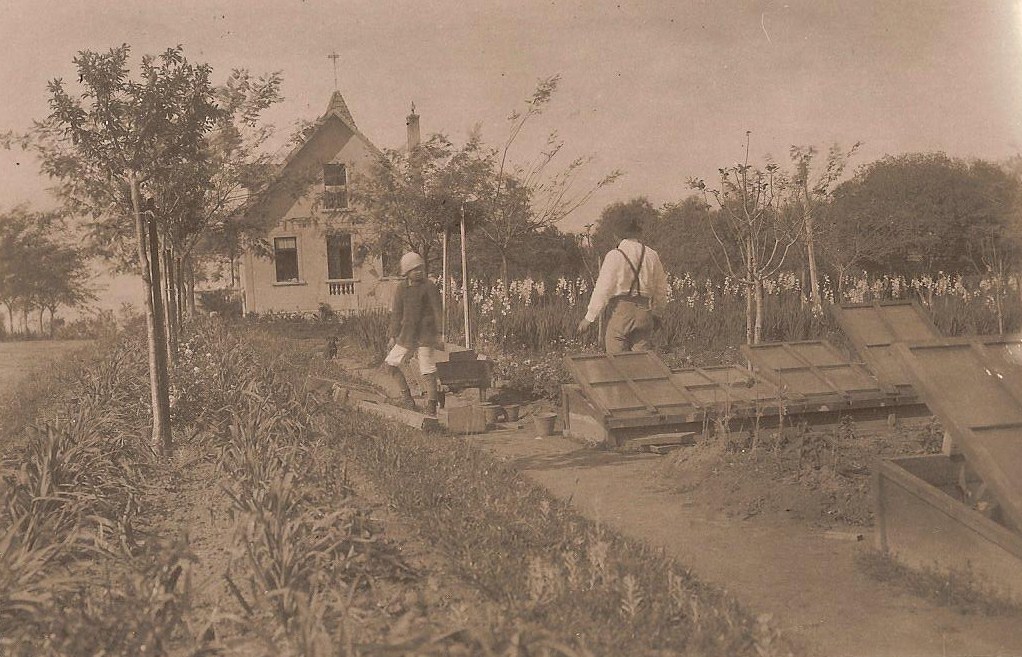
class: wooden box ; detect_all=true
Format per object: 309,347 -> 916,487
875,454 -> 1022,600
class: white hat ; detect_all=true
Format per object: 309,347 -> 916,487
400,251 -> 425,275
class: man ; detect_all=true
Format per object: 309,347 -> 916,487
384,251 -> 443,414
577,215 -> 668,353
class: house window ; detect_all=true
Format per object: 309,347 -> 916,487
327,233 -> 354,280
323,163 -> 348,210
274,237 -> 300,282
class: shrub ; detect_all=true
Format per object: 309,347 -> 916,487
198,288 -> 243,317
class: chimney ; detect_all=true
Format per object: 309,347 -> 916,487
406,102 -> 420,152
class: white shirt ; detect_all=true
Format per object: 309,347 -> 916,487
584,239 -> 669,322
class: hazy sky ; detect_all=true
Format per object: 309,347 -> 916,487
2,0 -> 1022,308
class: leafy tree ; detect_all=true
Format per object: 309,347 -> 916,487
591,198 -> 659,255
0,206 -> 94,337
647,196 -> 720,279
149,69 -> 283,347
28,45 -> 222,453
690,134 -> 801,344
824,153 -> 1022,279
454,224 -> 587,282
350,132 -> 493,271
789,142 -> 861,311
32,241 -> 96,336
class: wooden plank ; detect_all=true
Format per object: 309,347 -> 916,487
629,432 -> 697,447
878,455 -> 1022,562
356,400 -> 440,431
561,384 -> 613,445
894,339 -> 1022,530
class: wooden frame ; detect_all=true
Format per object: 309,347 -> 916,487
742,340 -> 885,404
894,336 -> 1022,530
563,352 -> 702,429
830,300 -> 939,393
876,454 -> 1022,599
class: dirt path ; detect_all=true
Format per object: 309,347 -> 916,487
474,427 -> 1022,657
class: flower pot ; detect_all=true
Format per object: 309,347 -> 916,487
533,412 -> 557,437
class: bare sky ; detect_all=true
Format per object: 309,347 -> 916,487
3,0 -> 1022,307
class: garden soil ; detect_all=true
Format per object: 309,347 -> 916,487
474,423 -> 1022,657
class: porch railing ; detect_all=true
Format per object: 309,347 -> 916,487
328,280 -> 356,295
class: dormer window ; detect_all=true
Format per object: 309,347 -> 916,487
323,163 -> 348,210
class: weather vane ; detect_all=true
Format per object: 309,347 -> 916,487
327,51 -> 340,90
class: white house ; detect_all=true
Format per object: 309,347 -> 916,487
240,91 -> 419,315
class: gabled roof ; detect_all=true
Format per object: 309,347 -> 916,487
324,91 -> 358,132
270,91 -> 383,177
238,91 -> 384,223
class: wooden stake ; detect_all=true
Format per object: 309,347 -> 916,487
461,205 -> 470,350
442,227 -> 449,343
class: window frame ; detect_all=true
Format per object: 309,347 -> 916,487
273,236 -> 301,283
326,232 -> 355,281
323,162 -> 349,211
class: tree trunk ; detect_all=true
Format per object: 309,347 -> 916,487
176,256 -> 185,327
805,209 -> 822,314
187,255 -> 196,316
130,175 -> 172,455
49,307 -> 56,339
38,308 -> 44,336
5,304 -> 13,337
995,274 -> 1005,335
754,279 -> 764,344
500,249 -> 510,288
163,245 -> 178,360
745,247 -> 755,345
745,281 -> 754,345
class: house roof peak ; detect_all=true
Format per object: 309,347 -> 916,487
324,90 -> 357,129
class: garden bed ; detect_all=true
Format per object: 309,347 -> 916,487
1,321 -> 798,656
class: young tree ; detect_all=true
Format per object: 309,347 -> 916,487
789,142 -> 860,312
29,45 -> 222,454
350,132 -> 493,270
0,208 -> 36,335
690,133 -> 801,344
480,76 -> 621,283
0,206 -> 88,336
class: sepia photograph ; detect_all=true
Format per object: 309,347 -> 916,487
2,1 -> 1022,655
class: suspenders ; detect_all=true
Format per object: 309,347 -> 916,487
615,244 -> 646,298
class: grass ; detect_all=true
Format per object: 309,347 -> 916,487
0,332 -> 184,655
857,549 -> 1022,616
325,405 -> 795,655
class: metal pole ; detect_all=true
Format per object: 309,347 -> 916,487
441,227 -> 448,344
461,204 -> 471,350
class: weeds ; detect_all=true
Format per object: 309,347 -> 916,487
322,399 -> 796,656
857,550 -> 1022,616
